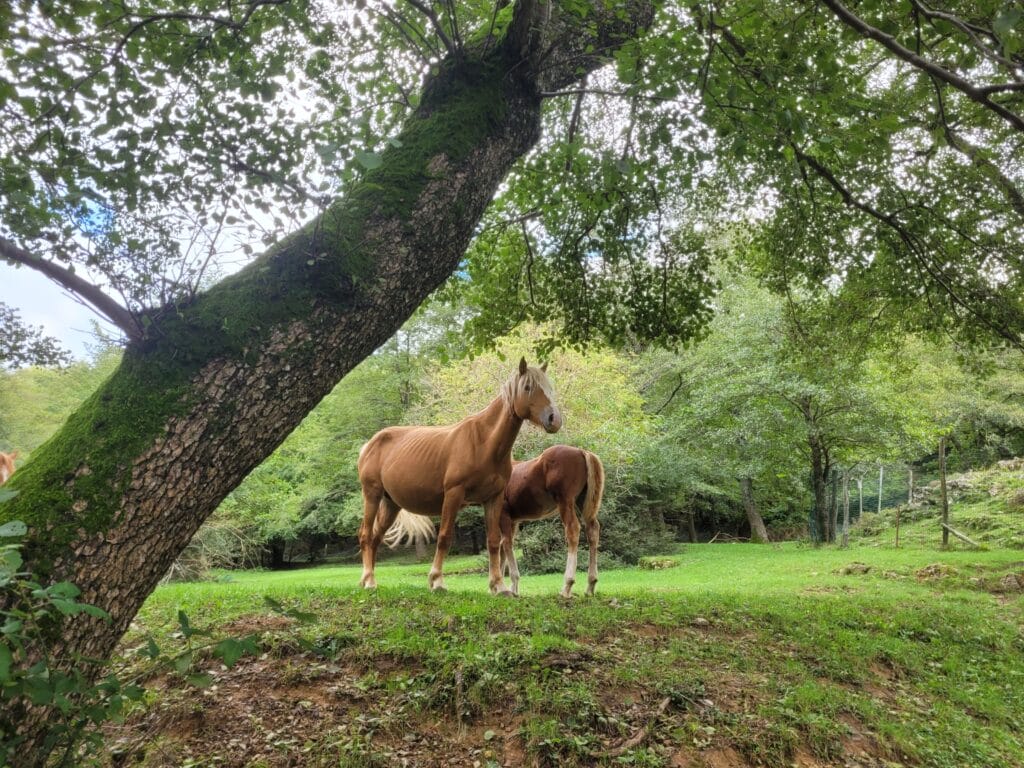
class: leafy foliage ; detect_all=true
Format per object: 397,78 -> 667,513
7,2 -> 1022,353
0,343 -> 120,453
0,503 -> 259,763
0,303 -> 71,369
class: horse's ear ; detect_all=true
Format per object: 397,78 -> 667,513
519,357 -> 528,376
540,361 -> 548,373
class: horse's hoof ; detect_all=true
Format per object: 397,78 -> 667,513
497,589 -> 516,598
430,583 -> 447,593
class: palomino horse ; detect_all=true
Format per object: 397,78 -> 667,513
357,358 -> 562,594
499,445 -> 604,598
387,445 -> 605,597
0,451 -> 16,485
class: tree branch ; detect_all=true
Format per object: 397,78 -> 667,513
819,0 -> 1024,133
0,237 -> 141,340
910,0 -> 1024,80
403,0 -> 457,55
520,219 -> 537,307
654,372 -> 686,414
564,78 -> 586,171
793,148 -> 1023,350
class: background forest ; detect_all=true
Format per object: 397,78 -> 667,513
5,267 -> 1023,577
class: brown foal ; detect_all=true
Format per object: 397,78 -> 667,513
499,445 -> 605,597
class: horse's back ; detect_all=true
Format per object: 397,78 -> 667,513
360,425 -> 446,468
540,445 -> 588,487
360,425 -> 461,514
505,445 -> 585,520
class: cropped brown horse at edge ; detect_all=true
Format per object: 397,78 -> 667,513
0,451 -> 17,485
387,444 -> 605,598
357,358 -> 562,594
499,445 -> 605,598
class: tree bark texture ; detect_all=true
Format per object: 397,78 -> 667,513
739,477 -> 770,543
0,4 -> 654,760
829,468 -> 839,544
939,435 -> 950,547
809,434 -> 830,544
686,512 -> 698,543
841,472 -> 850,548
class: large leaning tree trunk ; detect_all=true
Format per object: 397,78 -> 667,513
0,2 -> 653,759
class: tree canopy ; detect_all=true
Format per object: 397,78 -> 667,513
4,1 -> 1024,356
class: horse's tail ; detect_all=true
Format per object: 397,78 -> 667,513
382,508 -> 437,549
580,450 -> 605,524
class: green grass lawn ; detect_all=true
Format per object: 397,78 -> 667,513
110,543 -> 1024,768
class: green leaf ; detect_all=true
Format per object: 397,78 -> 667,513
143,637 -> 160,659
80,603 -> 110,620
186,672 -> 214,688
1,549 -> 23,574
0,520 -> 26,537
178,609 -> 195,638
2,618 -> 23,635
263,595 -> 316,624
0,490 -> 19,504
50,598 -> 84,616
994,9 -> 1022,40
354,149 -> 383,170
25,676 -> 53,705
0,643 -> 13,681
123,684 -> 146,701
213,638 -> 246,668
47,581 -> 81,599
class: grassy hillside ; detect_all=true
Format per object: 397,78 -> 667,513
101,544 -> 1024,768
854,461 -> 1024,550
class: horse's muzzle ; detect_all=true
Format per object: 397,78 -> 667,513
543,408 -> 563,433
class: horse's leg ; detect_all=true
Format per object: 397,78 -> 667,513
428,487 -> 464,591
499,513 -> 510,579
503,518 -> 522,597
485,497 -> 513,596
559,499 -> 581,598
370,495 -> 401,558
584,510 -> 601,596
358,484 -> 384,589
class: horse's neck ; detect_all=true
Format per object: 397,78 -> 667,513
472,396 -> 523,465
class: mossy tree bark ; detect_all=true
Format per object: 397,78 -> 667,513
0,2 -> 653,761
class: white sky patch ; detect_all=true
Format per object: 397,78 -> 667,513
0,264 -> 118,358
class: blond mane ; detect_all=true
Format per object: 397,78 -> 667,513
500,366 -> 556,415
